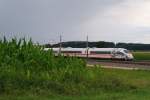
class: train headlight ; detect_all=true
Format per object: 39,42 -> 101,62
127,53 -> 134,59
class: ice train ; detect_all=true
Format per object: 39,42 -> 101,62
44,48 -> 134,60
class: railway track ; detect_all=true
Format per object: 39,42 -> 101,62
87,59 -> 150,65
87,59 -> 150,70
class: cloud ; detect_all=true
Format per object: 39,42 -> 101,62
0,0 -> 150,44
108,0 -> 150,27
81,0 -> 150,43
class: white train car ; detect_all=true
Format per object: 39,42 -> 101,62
44,48 -> 134,60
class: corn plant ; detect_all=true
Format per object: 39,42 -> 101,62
0,37 -> 89,93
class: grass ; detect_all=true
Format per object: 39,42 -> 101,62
1,37 -> 150,100
133,51 -> 150,60
0,69 -> 150,100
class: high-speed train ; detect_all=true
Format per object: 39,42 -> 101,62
44,48 -> 134,60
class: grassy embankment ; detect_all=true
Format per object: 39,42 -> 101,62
0,38 -> 150,100
133,51 -> 150,60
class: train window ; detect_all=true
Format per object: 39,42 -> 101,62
124,50 -> 129,53
62,51 -> 82,53
90,51 -> 111,54
53,51 -> 58,53
116,52 -> 124,55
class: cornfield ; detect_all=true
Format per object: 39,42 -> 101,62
0,37 -> 87,94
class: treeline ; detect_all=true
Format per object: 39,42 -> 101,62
45,41 -> 150,51
117,43 -> 150,51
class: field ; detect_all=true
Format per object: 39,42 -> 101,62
0,38 -> 150,100
1,69 -> 150,100
133,51 -> 150,60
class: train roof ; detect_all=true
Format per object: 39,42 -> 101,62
44,48 -> 127,51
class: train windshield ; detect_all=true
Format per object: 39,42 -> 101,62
124,50 -> 130,53
116,52 -> 124,55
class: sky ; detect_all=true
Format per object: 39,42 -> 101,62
0,0 -> 150,44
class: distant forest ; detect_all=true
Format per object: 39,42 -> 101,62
44,41 -> 150,51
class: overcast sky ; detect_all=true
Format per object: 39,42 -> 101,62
0,0 -> 150,44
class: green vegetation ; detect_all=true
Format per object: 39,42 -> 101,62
0,37 -> 88,95
1,38 -> 150,100
1,69 -> 150,100
133,51 -> 150,60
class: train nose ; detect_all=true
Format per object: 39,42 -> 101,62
127,53 -> 134,59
